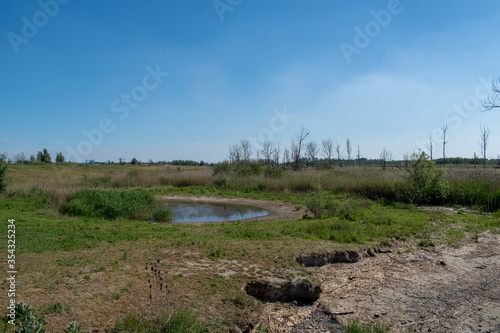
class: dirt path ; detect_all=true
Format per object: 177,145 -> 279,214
262,232 -> 500,332
157,195 -> 306,222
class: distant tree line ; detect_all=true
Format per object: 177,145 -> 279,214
222,124 -> 499,171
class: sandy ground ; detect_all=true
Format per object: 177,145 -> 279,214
261,232 -> 500,333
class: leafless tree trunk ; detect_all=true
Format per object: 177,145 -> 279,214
380,147 -> 391,170
426,132 -> 433,160
272,142 -> 281,166
282,147 -> 290,166
482,78 -> 500,111
441,124 -> 448,168
479,125 -> 490,169
403,153 -> 410,168
335,141 -> 343,167
306,141 -> 319,167
240,140 -> 253,162
260,141 -> 273,165
356,145 -> 361,167
321,138 -> 334,165
229,145 -> 242,163
346,139 -> 352,167
291,127 -> 310,171
14,152 -> 26,163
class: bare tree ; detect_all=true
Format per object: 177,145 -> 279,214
403,152 -> 410,168
321,138 -> 334,165
240,140 -> 253,162
479,125 -> 490,169
228,145 -> 242,163
346,139 -> 352,167
260,141 -> 273,165
357,146 -> 362,167
291,127 -> 310,171
282,147 -> 290,166
306,141 -> 319,166
335,141 -> 343,167
482,78 -> 500,111
13,152 -> 26,163
426,132 -> 433,160
380,147 -> 391,170
272,142 -> 281,166
441,124 -> 448,168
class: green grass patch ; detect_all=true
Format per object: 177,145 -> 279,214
113,307 -> 210,333
59,189 -> 157,220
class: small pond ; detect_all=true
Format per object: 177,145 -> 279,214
163,202 -> 269,223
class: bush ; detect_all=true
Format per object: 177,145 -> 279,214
1,302 -> 85,333
250,162 -> 263,175
233,162 -> 252,177
152,207 -> 172,222
263,165 -> 284,178
60,189 -> 156,220
212,161 -> 232,176
305,191 -> 338,218
407,152 -> 449,205
0,153 -> 8,193
213,177 -> 228,189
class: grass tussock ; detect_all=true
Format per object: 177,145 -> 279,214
59,189 -> 171,220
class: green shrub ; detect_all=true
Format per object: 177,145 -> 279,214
305,191 -> 338,218
59,189 -> 155,220
407,152 -> 449,205
64,321 -> 85,333
152,207 -> 172,222
213,177 -> 228,189
233,162 -> 252,177
264,165 -> 284,178
0,153 -> 7,193
212,161 -> 232,176
250,162 -> 263,175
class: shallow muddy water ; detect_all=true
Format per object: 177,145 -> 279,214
164,202 -> 269,223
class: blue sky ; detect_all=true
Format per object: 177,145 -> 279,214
1,0 -> 500,163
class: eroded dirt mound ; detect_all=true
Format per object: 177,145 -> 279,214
245,279 -> 322,305
265,232 -> 500,333
296,250 -> 361,267
296,247 -> 393,267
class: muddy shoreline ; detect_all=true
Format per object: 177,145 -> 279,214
156,195 -> 306,223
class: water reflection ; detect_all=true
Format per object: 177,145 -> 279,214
164,202 -> 269,223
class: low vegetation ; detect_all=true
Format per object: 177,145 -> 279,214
59,189 -> 171,221
0,161 -> 499,331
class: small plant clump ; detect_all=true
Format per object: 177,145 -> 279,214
1,302 -> 85,333
59,189 -> 163,220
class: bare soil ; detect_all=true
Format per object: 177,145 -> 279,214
262,231 -> 500,333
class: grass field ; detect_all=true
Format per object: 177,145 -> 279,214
0,163 -> 499,332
